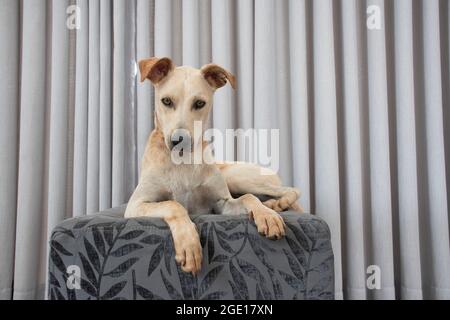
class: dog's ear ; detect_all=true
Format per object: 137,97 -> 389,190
139,57 -> 174,84
201,64 -> 236,90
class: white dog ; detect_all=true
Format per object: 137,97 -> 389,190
125,57 -> 302,275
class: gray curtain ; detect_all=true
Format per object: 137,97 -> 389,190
0,0 -> 449,300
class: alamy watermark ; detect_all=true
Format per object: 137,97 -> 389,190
66,265 -> 81,290
367,5 -> 382,30
169,121 -> 279,175
66,5 -> 81,30
65,4 -> 383,31
366,265 -> 381,290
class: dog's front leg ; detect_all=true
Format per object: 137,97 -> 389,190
126,196 -> 202,274
216,198 -> 248,216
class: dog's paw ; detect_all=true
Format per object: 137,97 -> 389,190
250,206 -> 286,240
263,198 -> 304,212
263,188 -> 301,212
290,202 -> 304,213
171,220 -> 203,275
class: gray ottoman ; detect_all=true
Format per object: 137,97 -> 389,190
48,206 -> 334,300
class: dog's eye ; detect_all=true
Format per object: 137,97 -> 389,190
161,97 -> 173,107
193,100 -> 206,110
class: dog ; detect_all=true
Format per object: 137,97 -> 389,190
125,57 -> 302,275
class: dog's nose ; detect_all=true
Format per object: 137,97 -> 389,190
170,129 -> 191,150
171,135 -> 183,148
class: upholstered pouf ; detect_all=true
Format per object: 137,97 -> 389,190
48,206 -> 334,300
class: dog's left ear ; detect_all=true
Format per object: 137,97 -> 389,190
201,64 -> 236,90
139,57 -> 174,84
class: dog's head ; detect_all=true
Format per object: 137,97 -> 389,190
139,57 -> 235,151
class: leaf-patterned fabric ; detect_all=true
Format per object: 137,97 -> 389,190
48,206 -> 334,300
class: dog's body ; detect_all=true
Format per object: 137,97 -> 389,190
125,57 -> 302,274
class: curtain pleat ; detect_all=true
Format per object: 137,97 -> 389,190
123,0 -> 137,200
312,0 -> 343,299
0,0 -> 20,300
274,0 -> 293,185
72,0 -> 89,217
87,0 -> 100,214
393,0 -> 422,299
339,0 -> 367,300
47,0 -> 71,249
13,0 -> 48,300
45,0 -> 73,300
421,0 -> 450,299
254,0 -> 277,130
235,0 -> 253,129
182,0 -> 200,67
173,0 -> 183,65
99,0 -> 113,210
112,0 -> 126,206
288,0 -> 311,212
211,0 -> 236,161
235,0 -> 253,161
136,0 -> 154,174
154,0 -> 173,58
365,0 -> 396,300
199,0 -> 212,68
200,0 -> 213,129
1,0 -> 449,300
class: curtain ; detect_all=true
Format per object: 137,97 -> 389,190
0,0 -> 449,300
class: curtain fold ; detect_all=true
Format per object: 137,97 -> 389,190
288,0 -> 311,213
365,0 -> 397,299
136,0 -> 154,174
0,0 -> 449,300
87,0 -> 100,214
13,0 -> 48,300
0,0 -> 19,300
421,0 -> 450,299
73,0 -> 89,217
211,0 -> 236,160
99,0 -> 113,210
393,0 -> 422,299
339,0 -> 367,300
311,0 -> 343,299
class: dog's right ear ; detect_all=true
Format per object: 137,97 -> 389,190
201,64 -> 236,90
139,57 -> 174,84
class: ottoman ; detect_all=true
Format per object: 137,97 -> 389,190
48,206 -> 334,300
